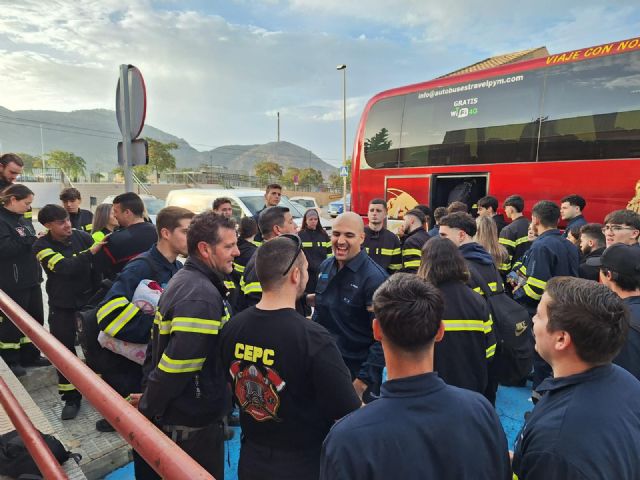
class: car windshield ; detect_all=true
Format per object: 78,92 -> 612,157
144,198 -> 166,215
239,195 -> 303,218
295,199 -> 314,208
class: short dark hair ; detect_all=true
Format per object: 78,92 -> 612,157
567,226 -> 581,241
477,195 -> 498,212
187,211 -> 236,256
439,212 -> 477,237
405,208 -> 426,225
601,267 -> 640,292
545,277 -> 628,364
433,206 -> 447,222
112,192 -> 145,217
38,204 -> 68,224
0,184 -> 33,205
258,206 -> 289,240
447,201 -> 468,213
256,236 -> 304,291
373,273 -> 444,352
532,200 -> 560,227
560,194 -> 586,211
418,236 -> 469,286
369,198 -> 387,210
266,183 -> 282,192
604,209 -> 640,231
580,223 -> 605,247
0,153 -> 24,168
59,187 -> 82,202
504,195 -> 524,213
156,206 -> 194,236
239,216 -> 258,239
212,197 -> 232,211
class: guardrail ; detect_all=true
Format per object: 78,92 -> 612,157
0,289 -> 214,480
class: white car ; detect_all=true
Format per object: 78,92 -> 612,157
164,188 -> 304,227
101,193 -> 165,224
290,196 -> 321,214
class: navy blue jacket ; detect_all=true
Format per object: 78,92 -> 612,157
313,250 -> 388,380
460,242 -> 503,296
320,373 -> 511,480
562,214 -> 587,238
614,296 -> 640,380
513,364 -> 640,480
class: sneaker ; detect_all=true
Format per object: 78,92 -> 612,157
61,401 -> 80,420
96,418 -> 116,432
22,356 -> 51,368
8,363 -> 26,377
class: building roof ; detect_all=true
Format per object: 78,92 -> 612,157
439,46 -> 549,78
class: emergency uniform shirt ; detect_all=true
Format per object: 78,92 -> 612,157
363,226 -> 401,274
0,207 -> 40,292
613,296 -> 640,380
562,214 -> 587,238
499,216 -> 531,272
435,280 -> 496,393
220,307 -> 360,450
232,237 -> 257,286
139,256 -> 231,428
401,227 -> 431,272
578,247 -> 604,281
512,364 -> 640,480
461,242 -> 503,296
299,228 -> 331,293
69,209 -> 94,233
320,373 -> 511,480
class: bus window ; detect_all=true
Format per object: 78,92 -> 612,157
539,50 -> 640,161
362,96 -> 404,169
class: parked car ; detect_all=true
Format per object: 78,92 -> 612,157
102,193 -> 165,224
290,196 -> 321,214
327,194 -> 351,218
164,188 -> 304,227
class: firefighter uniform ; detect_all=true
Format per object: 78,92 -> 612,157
0,206 -> 43,366
231,237 -> 257,286
499,216 -> 531,274
299,228 -> 332,293
562,214 -> 587,238
401,228 -> 432,273
138,256 -> 232,480
69,209 -> 93,233
33,230 -> 96,399
363,226 -> 402,274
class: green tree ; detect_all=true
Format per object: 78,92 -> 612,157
15,153 -> 42,170
281,167 -> 301,187
364,128 -> 392,152
328,157 -> 351,192
145,137 -> 178,182
45,150 -> 86,181
299,168 -> 324,189
254,161 -> 283,184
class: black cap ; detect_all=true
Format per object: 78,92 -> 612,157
586,243 -> 640,278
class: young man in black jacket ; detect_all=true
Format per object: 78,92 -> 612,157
138,211 -> 239,480
578,223 -> 605,281
33,205 -> 104,419
363,198 -> 402,274
400,208 -> 431,273
59,187 -> 93,233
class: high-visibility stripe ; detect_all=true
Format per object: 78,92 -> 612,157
389,263 -> 402,271
36,248 -> 56,262
224,280 -> 236,290
92,231 -> 106,243
486,343 -> 497,358
499,263 -> 511,271
402,248 -> 422,257
323,241 -> 332,248
302,241 -> 313,248
233,263 -> 245,273
488,282 -> 498,292
473,287 -> 484,296
513,474 -> 519,480
24,211 -> 32,219
527,276 -> 547,289
442,319 -> 486,332
104,303 -> 140,336
242,282 -> 262,294
20,337 -> 31,345
251,241 -> 263,247
484,316 -> 494,333
403,260 -> 421,268
523,284 -> 542,301
380,248 -> 397,256
0,341 -> 21,350
158,353 -> 205,373
499,237 -> 515,248
97,297 -> 129,323
170,317 -> 222,335
84,223 -> 93,231
515,236 -> 530,246
48,253 -> 65,271
58,383 -> 76,392
154,312 -> 171,335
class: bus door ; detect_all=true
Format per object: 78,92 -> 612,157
430,173 -> 489,212
384,175 -> 431,232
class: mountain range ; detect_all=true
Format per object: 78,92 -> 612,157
0,106 -> 337,178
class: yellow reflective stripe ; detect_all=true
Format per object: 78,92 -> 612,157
326,253 -> 333,258
24,211 -> 33,219
486,343 -> 497,358
323,241 -> 332,248
170,316 -> 223,335
518,265 -> 527,275
488,282 -> 498,292
84,223 -> 93,231
58,383 -> 76,392
499,237 -> 515,248
154,311 -> 172,335
251,241 -> 263,247
389,263 -> 402,271
380,248 -> 396,256
48,253 -> 65,271
515,236 -> 530,246
233,262 -> 245,273
103,303 -> 139,336
20,337 -> 31,345
484,316 -> 494,333
513,474 -> 519,480
402,248 -> 422,257
527,277 -> 547,289
301,241 -> 313,248
97,297 -> 129,322
36,248 -> 56,262
473,287 -> 484,296
224,280 -> 236,290
0,341 -> 21,350
92,231 -> 106,243
498,263 -> 511,271
523,284 -> 542,301
242,282 -> 262,294
158,353 -> 205,373
442,320 -> 486,332
403,260 -> 421,268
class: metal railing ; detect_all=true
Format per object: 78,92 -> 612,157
132,170 -> 152,195
0,289 -> 214,480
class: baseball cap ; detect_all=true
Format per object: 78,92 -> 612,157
586,243 -> 640,278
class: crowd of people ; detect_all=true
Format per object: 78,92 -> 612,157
1,152 -> 640,479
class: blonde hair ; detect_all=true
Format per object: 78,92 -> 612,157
92,203 -> 114,233
475,216 -> 509,269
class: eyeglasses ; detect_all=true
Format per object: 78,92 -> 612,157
281,233 -> 303,276
601,225 -> 638,233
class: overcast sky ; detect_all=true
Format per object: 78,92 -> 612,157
1,1 -> 639,167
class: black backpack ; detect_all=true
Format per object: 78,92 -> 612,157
469,267 -> 534,386
76,256 -> 159,373
0,429 -> 80,479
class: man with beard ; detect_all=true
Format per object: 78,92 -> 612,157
578,223 -> 606,281
0,153 -> 24,190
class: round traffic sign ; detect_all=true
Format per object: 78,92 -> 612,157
116,65 -> 147,139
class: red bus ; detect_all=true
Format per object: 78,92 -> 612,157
350,36 -> 640,225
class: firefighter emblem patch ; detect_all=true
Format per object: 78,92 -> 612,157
230,361 -> 286,422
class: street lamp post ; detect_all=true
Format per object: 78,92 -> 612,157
337,64 -> 347,213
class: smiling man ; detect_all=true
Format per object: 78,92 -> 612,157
602,209 -> 640,247
312,212 -> 388,402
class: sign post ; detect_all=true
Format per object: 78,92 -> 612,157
339,165 -> 349,212
116,64 -> 147,193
